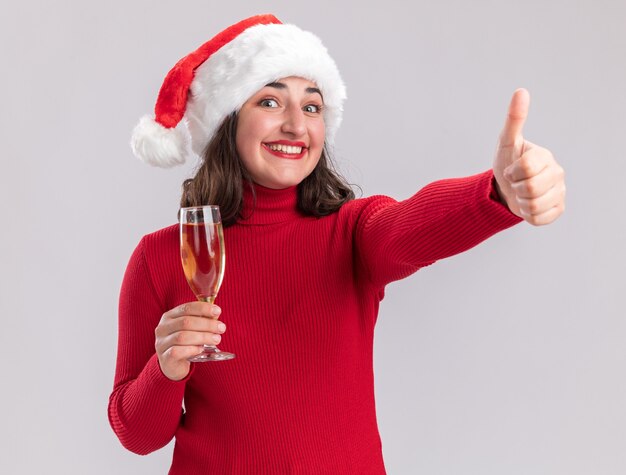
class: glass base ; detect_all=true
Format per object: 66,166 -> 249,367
189,345 -> 235,362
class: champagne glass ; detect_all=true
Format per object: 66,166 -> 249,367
180,206 -> 235,362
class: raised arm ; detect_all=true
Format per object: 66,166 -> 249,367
355,89 -> 565,290
355,171 -> 521,289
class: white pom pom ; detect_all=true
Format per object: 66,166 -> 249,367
130,115 -> 190,168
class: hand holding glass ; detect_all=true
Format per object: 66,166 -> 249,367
180,206 -> 235,362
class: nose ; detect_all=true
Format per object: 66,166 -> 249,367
280,104 -> 306,137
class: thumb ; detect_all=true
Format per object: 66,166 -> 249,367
499,88 -> 530,147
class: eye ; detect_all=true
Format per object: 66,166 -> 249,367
259,98 -> 279,108
303,104 -> 322,114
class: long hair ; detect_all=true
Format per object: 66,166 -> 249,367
180,113 -> 355,226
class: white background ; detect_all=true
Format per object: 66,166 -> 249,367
1,0 -> 624,473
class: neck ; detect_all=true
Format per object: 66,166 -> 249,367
239,182 -> 303,225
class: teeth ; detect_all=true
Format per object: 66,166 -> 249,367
267,144 -> 303,154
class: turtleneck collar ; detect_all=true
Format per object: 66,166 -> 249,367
238,181 -> 304,225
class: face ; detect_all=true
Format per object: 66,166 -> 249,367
236,76 -> 325,189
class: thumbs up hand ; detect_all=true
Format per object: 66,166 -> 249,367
493,89 -> 566,226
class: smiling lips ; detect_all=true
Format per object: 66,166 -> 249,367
262,141 -> 307,159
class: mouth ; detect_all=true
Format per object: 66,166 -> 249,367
262,141 -> 307,160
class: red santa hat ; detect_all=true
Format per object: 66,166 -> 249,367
131,14 -> 346,168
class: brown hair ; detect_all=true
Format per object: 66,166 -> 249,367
180,113 -> 355,226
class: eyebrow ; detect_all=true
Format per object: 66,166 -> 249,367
265,81 -> 323,99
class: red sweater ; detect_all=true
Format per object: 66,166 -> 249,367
109,171 -> 521,474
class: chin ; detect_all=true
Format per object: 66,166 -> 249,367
259,180 -> 301,190
256,172 -> 311,189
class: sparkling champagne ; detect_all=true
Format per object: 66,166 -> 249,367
180,221 -> 225,303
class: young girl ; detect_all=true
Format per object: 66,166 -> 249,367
109,14 -> 565,474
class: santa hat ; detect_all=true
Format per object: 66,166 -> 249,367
131,14 -> 346,168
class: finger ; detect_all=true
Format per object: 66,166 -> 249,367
163,302 -> 221,320
503,149 -> 555,183
157,314 -> 226,338
510,163 -> 563,199
499,88 -> 530,147
174,315 -> 226,334
521,204 -> 564,226
515,184 -> 564,216
156,304 -> 224,341
157,330 -> 222,353
510,174 -> 552,200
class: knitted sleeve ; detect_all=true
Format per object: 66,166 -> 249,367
355,170 -> 522,289
107,237 -> 188,455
